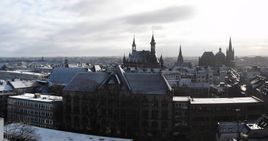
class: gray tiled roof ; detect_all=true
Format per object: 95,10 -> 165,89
64,72 -> 108,92
63,66 -> 172,94
129,51 -> 151,63
125,73 -> 171,94
48,68 -> 88,86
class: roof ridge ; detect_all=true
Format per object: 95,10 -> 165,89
161,72 -> 172,91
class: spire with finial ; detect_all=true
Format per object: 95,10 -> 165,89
150,31 -> 155,44
177,44 -> 184,64
150,31 -> 156,54
132,34 -> 136,52
229,37 -> 232,51
226,37 -> 235,67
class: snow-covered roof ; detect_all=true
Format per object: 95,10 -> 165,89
173,96 -> 190,102
190,96 -> 263,104
9,80 -> 33,89
0,80 -> 13,92
0,70 -> 44,76
218,122 -> 246,133
5,124 -> 133,141
9,93 -> 62,102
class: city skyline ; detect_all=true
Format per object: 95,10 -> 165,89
0,0 -> 268,57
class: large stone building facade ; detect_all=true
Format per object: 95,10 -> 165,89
173,96 -> 264,141
8,93 -> 63,129
199,38 -> 235,67
123,35 -> 163,68
62,66 -> 173,140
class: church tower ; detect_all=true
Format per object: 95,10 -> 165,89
132,35 -> 136,53
226,37 -> 235,67
150,34 -> 156,54
177,45 -> 184,64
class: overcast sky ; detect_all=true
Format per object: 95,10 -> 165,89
0,0 -> 268,57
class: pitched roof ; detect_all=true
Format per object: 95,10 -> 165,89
129,50 -> 152,63
125,73 -> 171,94
0,80 -> 13,92
64,72 -> 108,92
48,68 -> 88,86
9,80 -> 33,89
63,66 -> 172,95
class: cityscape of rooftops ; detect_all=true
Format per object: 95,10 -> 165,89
0,0 -> 268,141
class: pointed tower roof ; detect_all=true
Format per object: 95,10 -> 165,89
132,35 -> 136,47
229,37 -> 232,50
177,44 -> 184,63
150,32 -> 155,44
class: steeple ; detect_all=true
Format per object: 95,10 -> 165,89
226,37 -> 235,67
150,33 -> 156,54
132,35 -> 136,53
229,37 -> 232,51
177,44 -> 184,63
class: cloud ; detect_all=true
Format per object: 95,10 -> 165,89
0,0 -> 265,57
123,6 -> 194,25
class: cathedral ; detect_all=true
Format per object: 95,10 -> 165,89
199,37 -> 235,67
123,34 -> 163,68
174,45 -> 191,67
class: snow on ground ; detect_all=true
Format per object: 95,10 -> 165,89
6,124 -> 133,141
34,127 -> 133,141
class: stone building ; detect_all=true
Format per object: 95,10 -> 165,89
199,51 -> 215,66
62,66 -> 173,140
188,97 -> 264,141
8,93 -> 62,129
199,38 -> 235,67
123,35 -> 163,68
174,45 -> 191,68
215,48 -> 226,67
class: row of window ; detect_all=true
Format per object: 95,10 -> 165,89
142,121 -> 169,130
12,99 -> 53,110
15,115 -> 54,125
175,103 -> 188,109
10,108 -> 53,117
142,110 -> 169,120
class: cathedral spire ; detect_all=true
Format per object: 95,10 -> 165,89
150,32 -> 156,54
151,32 -> 155,43
132,35 -> 136,52
229,37 -> 232,51
177,44 -> 184,63
226,37 -> 235,67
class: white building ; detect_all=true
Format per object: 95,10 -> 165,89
8,93 -> 62,129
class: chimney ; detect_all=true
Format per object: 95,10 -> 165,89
34,93 -> 41,98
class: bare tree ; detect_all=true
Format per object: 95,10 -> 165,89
5,123 -> 38,141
